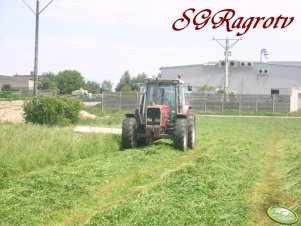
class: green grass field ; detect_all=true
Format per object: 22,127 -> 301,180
0,108 -> 300,225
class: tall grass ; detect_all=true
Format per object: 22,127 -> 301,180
0,123 -> 119,179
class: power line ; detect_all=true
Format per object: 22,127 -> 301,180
55,0 -> 161,33
22,0 -> 55,95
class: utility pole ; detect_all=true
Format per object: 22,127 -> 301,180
213,37 -> 241,95
260,48 -> 269,62
22,0 -> 55,95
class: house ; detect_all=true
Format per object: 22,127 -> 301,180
0,71 -> 34,91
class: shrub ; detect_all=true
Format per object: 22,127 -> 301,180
24,95 -> 81,126
0,91 -> 20,101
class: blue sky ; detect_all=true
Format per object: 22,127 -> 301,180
0,0 -> 300,87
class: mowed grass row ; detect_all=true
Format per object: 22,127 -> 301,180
0,115 -> 300,225
87,117 -> 267,226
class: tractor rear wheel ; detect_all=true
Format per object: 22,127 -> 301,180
187,109 -> 196,149
173,118 -> 188,151
122,117 -> 137,149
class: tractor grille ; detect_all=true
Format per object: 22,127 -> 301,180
146,107 -> 161,126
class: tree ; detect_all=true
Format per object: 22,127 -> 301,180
84,80 -> 101,94
198,84 -> 216,93
116,71 -> 148,92
38,72 -> 57,90
131,72 -> 147,91
115,71 -> 132,92
101,80 -> 112,93
56,70 -> 85,95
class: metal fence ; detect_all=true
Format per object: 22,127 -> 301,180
186,93 -> 291,112
19,89 -> 57,99
100,92 -> 291,112
102,92 -> 139,110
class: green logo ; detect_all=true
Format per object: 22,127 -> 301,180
267,207 -> 299,225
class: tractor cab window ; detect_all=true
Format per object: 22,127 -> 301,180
146,83 -> 176,110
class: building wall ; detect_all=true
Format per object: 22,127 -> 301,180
161,61 -> 301,95
0,75 -> 32,90
290,87 -> 301,112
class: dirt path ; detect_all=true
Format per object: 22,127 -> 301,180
0,101 -> 99,125
0,101 -> 24,124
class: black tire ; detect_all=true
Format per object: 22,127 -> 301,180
187,109 -> 196,149
137,137 -> 150,147
122,117 -> 137,149
173,118 -> 188,151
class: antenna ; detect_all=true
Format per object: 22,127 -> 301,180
22,0 -> 55,95
212,37 -> 241,95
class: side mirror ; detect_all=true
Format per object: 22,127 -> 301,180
188,85 -> 192,91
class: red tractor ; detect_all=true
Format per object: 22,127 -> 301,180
122,77 -> 196,151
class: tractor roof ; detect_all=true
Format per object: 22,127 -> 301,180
144,78 -> 185,84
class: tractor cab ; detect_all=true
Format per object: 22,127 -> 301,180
140,78 -> 191,118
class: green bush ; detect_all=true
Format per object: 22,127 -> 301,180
24,95 -> 81,126
0,91 -> 20,101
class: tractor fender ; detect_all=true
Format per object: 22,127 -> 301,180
181,105 -> 191,116
126,109 -> 142,124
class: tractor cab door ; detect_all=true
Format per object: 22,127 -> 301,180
176,84 -> 187,115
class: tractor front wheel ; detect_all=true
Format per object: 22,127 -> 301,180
173,118 -> 188,151
187,110 -> 196,149
122,117 -> 137,149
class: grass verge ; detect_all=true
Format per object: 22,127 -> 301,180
197,109 -> 301,117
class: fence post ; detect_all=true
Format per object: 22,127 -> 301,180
204,93 -> 207,112
239,95 -> 241,112
102,93 -> 104,110
119,92 -> 122,110
255,95 -> 258,112
272,94 -> 275,112
221,94 -> 224,112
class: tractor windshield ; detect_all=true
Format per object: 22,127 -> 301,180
145,83 -> 176,111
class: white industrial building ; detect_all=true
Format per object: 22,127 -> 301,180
160,61 -> 301,111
